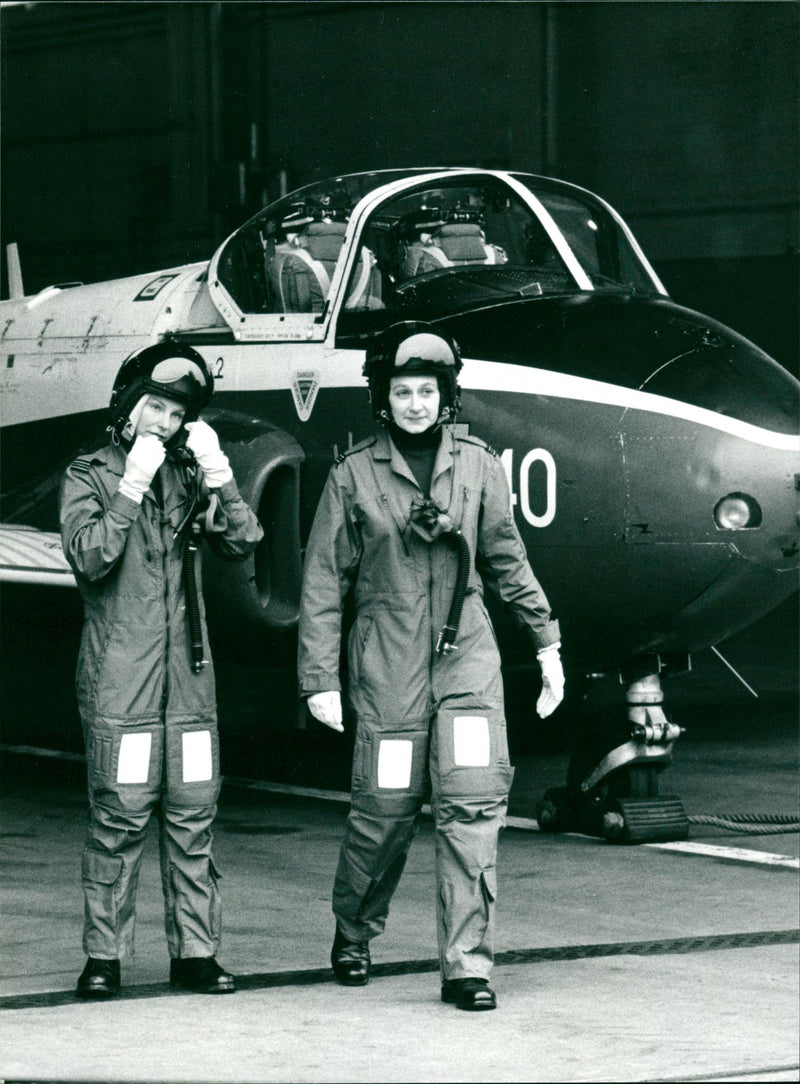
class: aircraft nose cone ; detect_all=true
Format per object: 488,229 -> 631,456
620,403 -> 799,573
629,333 -> 799,573
637,319 -> 798,438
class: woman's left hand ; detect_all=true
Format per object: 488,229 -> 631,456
536,644 -> 565,719
184,420 -> 233,488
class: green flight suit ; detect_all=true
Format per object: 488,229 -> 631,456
298,427 -> 559,980
60,442 -> 262,960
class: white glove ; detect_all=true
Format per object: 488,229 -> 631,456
118,434 -> 165,502
307,691 -> 344,733
536,642 -> 565,719
184,420 -> 233,488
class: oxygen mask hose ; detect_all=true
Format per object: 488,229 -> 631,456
408,499 -> 471,656
436,530 -> 470,655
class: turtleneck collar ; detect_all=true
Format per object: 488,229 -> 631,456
386,421 -> 443,497
386,420 -> 443,453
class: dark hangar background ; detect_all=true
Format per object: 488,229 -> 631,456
1,0 -> 798,376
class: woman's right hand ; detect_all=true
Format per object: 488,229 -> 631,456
119,434 -> 166,502
307,691 -> 344,732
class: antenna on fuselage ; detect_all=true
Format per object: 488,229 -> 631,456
6,243 -> 24,299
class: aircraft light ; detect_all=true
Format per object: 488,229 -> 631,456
713,493 -> 762,530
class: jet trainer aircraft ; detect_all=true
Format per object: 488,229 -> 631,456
2,168 -> 797,841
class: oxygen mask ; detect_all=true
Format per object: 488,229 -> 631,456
408,498 -> 453,543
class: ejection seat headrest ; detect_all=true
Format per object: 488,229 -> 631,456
294,221 -> 348,267
429,223 -> 492,263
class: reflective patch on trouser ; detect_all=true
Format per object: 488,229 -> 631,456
84,722 -> 163,812
351,719 -> 428,817
117,732 -> 152,784
453,716 -> 490,766
377,739 -> 413,788
182,729 -> 212,782
165,722 -> 221,807
431,703 -> 512,800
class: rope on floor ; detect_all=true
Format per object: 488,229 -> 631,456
688,813 -> 800,834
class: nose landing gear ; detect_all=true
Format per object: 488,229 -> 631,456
536,669 -> 690,843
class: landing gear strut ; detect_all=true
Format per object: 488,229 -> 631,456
536,663 -> 690,844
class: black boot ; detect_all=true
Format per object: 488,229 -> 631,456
76,957 -> 121,999
441,977 -> 497,1011
331,925 -> 371,986
169,956 -> 236,994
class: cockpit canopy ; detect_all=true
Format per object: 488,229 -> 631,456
211,169 -> 664,340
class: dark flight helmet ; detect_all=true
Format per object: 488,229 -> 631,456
109,342 -> 214,440
363,321 -> 463,424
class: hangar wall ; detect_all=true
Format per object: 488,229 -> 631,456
1,1 -> 797,369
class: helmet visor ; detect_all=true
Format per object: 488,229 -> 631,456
149,356 -> 210,391
393,333 -> 458,370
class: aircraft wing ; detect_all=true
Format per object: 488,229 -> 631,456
0,525 -> 75,587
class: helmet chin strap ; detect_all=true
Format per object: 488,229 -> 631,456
380,403 -> 457,431
429,404 -> 456,432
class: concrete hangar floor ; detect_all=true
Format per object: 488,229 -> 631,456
0,593 -> 798,1083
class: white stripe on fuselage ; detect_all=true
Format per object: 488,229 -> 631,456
9,344 -> 796,454
238,350 -> 798,453
457,358 -> 800,452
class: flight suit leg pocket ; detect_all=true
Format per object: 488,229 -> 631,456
82,850 -> 124,952
208,857 -> 222,946
481,866 -> 497,906
87,730 -> 113,788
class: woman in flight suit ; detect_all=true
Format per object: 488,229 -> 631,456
298,321 -> 564,1011
60,343 -> 262,999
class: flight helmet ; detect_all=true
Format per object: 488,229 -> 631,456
363,321 -> 462,425
109,342 -> 213,442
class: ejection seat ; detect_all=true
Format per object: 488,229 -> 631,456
401,222 -> 507,279
269,221 -> 344,314
268,220 -> 382,314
